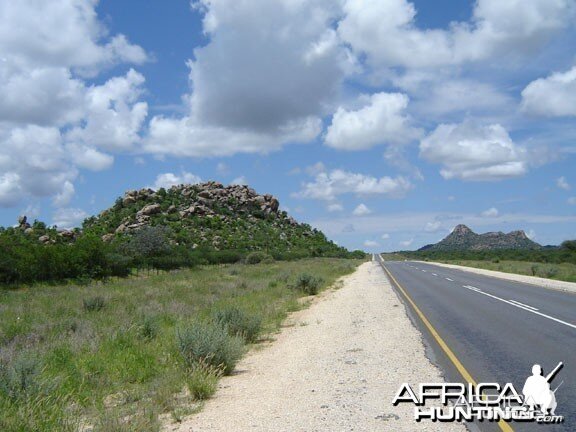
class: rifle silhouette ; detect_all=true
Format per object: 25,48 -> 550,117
546,362 -> 563,383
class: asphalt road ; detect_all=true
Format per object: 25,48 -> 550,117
376,257 -> 576,432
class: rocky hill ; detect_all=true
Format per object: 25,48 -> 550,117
419,224 -> 541,251
82,181 -> 350,257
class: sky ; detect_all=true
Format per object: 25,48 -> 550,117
1,0 -> 576,252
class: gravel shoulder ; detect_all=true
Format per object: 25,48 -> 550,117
164,261 -> 465,432
421,261 -> 576,294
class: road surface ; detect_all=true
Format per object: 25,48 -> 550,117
377,257 -> 576,432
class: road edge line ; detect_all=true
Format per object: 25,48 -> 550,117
377,255 -> 514,432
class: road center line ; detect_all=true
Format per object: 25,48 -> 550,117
445,277 -> 454,281
461,286 -> 576,330
432,273 -> 438,276
508,300 -> 538,311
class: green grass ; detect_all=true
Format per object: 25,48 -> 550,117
435,259 -> 576,283
0,258 -> 361,431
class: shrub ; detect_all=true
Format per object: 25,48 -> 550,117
212,306 -> 262,343
531,265 -> 539,276
186,360 -> 221,400
0,355 -> 41,401
176,321 -> 244,375
244,251 -> 272,265
292,273 -> 323,295
137,315 -> 159,341
82,296 -> 106,312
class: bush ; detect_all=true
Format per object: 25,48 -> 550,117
82,296 -> 106,312
176,321 -> 244,375
0,355 -> 41,401
244,251 -> 272,265
212,306 -> 262,343
186,361 -> 221,400
292,273 -> 323,295
137,315 -> 159,341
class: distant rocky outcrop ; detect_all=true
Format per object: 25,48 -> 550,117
82,181 -> 347,256
419,224 -> 541,251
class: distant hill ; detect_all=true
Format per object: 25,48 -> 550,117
82,181 -> 352,258
419,224 -> 541,251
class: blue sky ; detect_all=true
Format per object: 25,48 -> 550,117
1,0 -> 575,252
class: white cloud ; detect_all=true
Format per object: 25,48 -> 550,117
526,229 -> 537,240
305,162 -> 327,176
327,203 -> 344,212
420,122 -> 528,181
338,0 -> 574,69
216,162 -> 229,175
352,203 -> 371,216
481,207 -> 499,218
0,1 -> 148,208
381,233 -> 390,240
145,115 -> 322,157
324,92 -> 421,150
152,172 -> 202,190
399,238 -> 414,248
0,125 -> 78,207
363,240 -> 380,248
424,221 -> 442,232
52,208 -> 88,229
145,0 -> 350,158
557,176 -> 571,191
295,169 -> 413,201
521,65 -> 576,117
53,181 -> 75,207
230,176 -> 248,186
568,197 -> 576,205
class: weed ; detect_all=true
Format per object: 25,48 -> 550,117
83,296 -> 106,312
137,315 -> 159,341
245,252 -> 272,265
187,360 -> 221,400
292,273 -> 324,295
176,321 -> 244,375
212,306 -> 262,343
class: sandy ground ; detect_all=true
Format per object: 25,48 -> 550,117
164,261 -> 465,432
421,261 -> 576,294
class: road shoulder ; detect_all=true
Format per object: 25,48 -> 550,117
163,261 -> 465,432
419,261 -> 576,294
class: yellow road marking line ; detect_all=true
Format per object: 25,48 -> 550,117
378,256 -> 514,432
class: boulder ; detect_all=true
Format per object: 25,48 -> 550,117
137,204 -> 161,216
38,235 -> 50,243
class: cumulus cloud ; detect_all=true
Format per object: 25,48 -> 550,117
557,176 -> 571,191
352,203 -> 371,216
327,203 -> 344,212
52,208 -> 88,229
481,207 -> 499,217
424,221 -> 443,232
295,169 -> 413,201
521,65 -> 576,117
399,238 -> 414,248
420,122 -> 528,181
145,0 -> 351,157
324,92 -> 421,150
151,172 -> 202,190
230,176 -> 248,186
338,0 -> 574,69
0,0 -> 148,208
381,233 -> 390,240
363,240 -> 379,248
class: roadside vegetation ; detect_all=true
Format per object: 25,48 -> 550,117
0,258 -> 362,431
390,240 -> 576,283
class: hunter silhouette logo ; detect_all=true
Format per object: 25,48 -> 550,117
522,362 -> 563,416
393,360 -> 565,424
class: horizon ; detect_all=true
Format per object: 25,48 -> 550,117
1,0 -> 576,252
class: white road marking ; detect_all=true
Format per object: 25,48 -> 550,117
432,273 -> 438,276
445,278 -> 454,281
422,270 -> 427,272
462,286 -> 576,330
463,285 -> 482,292
509,300 -> 539,311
